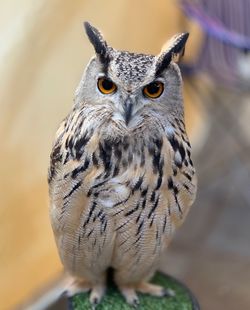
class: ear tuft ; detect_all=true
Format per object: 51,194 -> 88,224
84,22 -> 110,65
156,32 -> 189,75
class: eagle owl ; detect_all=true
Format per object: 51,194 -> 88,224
48,22 -> 197,307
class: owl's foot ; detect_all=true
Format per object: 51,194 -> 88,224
89,284 -> 106,307
118,282 -> 175,306
63,276 -> 106,307
62,277 -> 91,297
117,286 -> 140,307
136,281 -> 175,297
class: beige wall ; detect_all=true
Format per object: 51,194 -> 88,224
0,1 -> 203,309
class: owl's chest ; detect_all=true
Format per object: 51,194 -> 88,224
86,132 -> 170,213
86,137 -> 172,260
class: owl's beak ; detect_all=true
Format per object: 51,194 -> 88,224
123,97 -> 133,125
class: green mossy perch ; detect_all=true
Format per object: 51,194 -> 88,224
69,272 -> 199,310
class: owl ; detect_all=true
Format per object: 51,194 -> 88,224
48,22 -> 197,307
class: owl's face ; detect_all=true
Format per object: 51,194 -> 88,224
75,23 -> 188,127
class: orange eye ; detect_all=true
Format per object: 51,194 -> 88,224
97,77 -> 117,94
143,81 -> 164,99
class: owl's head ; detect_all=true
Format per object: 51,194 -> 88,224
75,22 -> 189,126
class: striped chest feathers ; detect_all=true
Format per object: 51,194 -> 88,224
60,123 -> 196,223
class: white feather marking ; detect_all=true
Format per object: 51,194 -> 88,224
165,126 -> 175,136
174,150 -> 182,166
98,184 -> 130,208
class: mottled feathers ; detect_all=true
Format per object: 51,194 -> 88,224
48,22 -> 197,306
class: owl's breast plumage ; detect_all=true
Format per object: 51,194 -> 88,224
49,105 -> 197,274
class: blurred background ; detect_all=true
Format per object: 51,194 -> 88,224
0,0 -> 250,309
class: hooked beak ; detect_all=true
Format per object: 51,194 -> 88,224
123,97 -> 133,125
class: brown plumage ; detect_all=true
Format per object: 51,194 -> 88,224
48,22 -> 197,307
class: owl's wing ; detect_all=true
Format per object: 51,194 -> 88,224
48,117 -> 68,186
48,107 -> 100,187
48,106 -> 97,204
163,120 -> 197,229
48,106 -> 114,238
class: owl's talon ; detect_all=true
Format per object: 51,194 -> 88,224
60,290 -> 67,298
132,297 -> 140,308
136,281 -> 172,297
163,288 -> 175,297
92,297 -> 98,304
65,286 -> 91,297
89,284 -> 105,307
62,276 -> 91,297
118,286 -> 139,306
90,296 -> 100,308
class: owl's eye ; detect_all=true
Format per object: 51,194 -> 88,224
97,77 -> 117,94
143,81 -> 164,99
